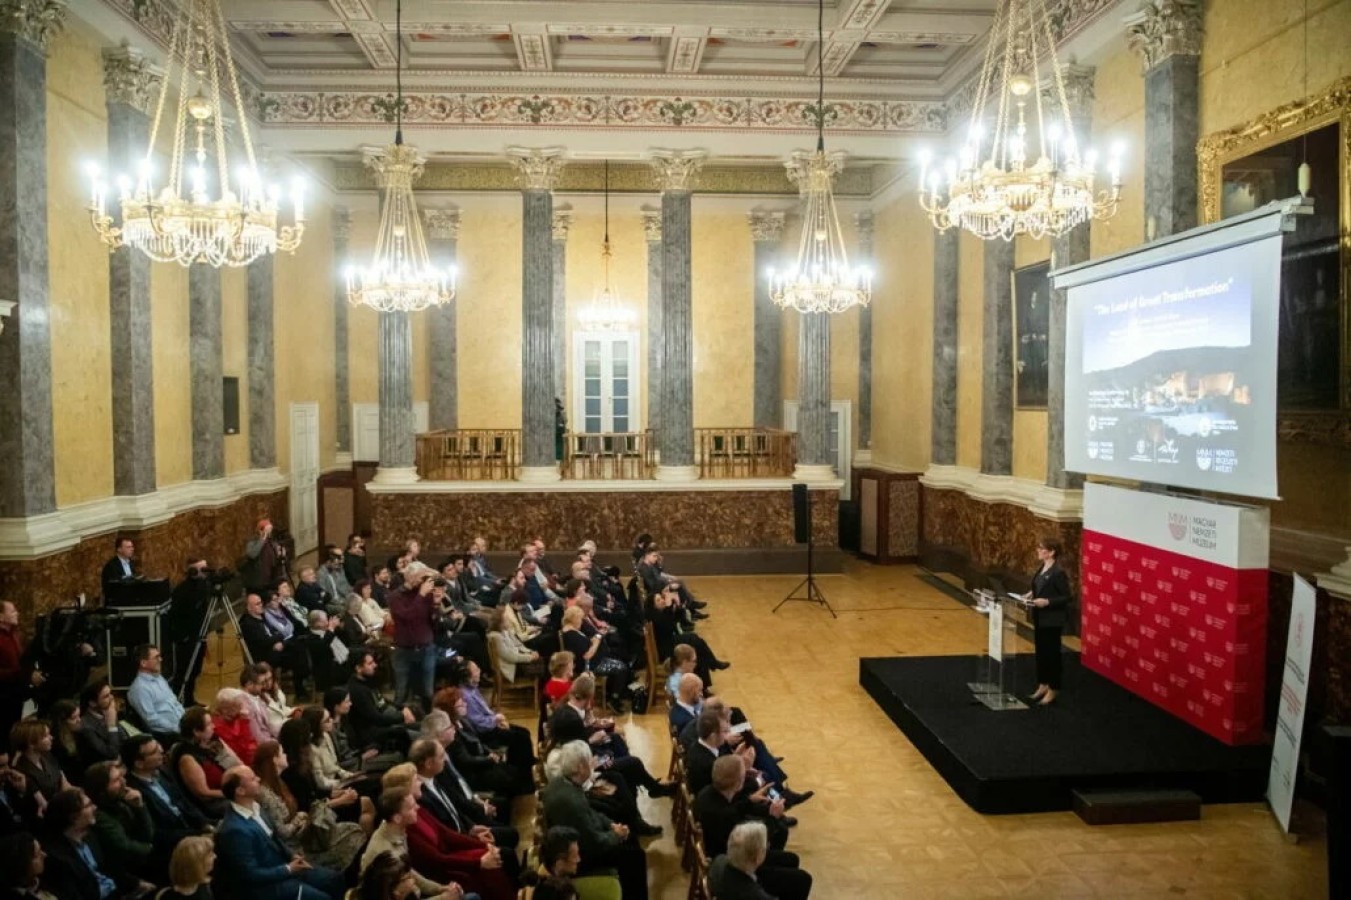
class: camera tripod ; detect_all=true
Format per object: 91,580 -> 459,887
772,536 -> 836,618
175,583 -> 253,704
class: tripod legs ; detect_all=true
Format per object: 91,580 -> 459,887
773,575 -> 837,617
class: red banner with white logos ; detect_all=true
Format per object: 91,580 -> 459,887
1081,484 -> 1270,745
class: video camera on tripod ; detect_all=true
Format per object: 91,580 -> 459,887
32,596 -> 119,708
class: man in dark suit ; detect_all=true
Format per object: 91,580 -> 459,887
539,741 -> 648,900
121,735 -> 214,856
668,672 -> 704,736
423,710 -> 515,834
346,649 -> 416,752
708,822 -> 776,900
215,765 -> 345,900
101,536 -> 138,585
409,738 -> 520,881
39,788 -> 152,900
239,592 -> 313,700
548,674 -> 674,800
695,756 -> 810,900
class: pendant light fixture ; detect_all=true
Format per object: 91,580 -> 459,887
577,161 -> 638,331
346,0 -> 455,312
766,0 -> 873,315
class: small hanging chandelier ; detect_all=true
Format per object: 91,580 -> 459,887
346,0 -> 455,313
918,0 -> 1123,240
767,0 -> 872,314
87,0 -> 304,267
577,161 -> 638,331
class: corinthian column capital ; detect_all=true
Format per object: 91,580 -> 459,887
648,149 -> 707,193
507,146 -> 566,191
1125,0 -> 1203,73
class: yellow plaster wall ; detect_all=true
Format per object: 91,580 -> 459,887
869,179 -> 933,471
691,199 -> 755,428
452,196 -> 524,430
47,22 -> 113,507
955,232 -> 985,469
221,268 -> 249,474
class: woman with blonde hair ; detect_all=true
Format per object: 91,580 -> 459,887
159,835 -> 214,899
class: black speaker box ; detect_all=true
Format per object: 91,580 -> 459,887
792,482 -> 811,544
223,376 -> 240,435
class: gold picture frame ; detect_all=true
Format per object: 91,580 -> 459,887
1198,76 -> 1351,448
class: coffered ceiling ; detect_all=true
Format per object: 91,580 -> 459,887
75,0 -> 1131,182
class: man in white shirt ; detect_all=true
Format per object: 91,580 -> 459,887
126,644 -> 185,741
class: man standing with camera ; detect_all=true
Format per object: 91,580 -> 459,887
167,558 -> 214,706
243,518 -> 288,596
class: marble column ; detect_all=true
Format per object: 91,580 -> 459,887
649,150 -> 705,480
980,240 -> 1014,476
333,207 -> 352,460
930,229 -> 960,466
749,211 -> 785,430
189,265 -> 224,481
508,147 -> 566,481
643,209 -> 663,436
786,152 -> 838,481
551,207 -> 572,405
1046,64 -> 1095,490
103,42 -> 159,496
854,211 -> 875,460
1127,0 -> 1203,240
424,209 -> 460,431
0,3 -> 63,520
247,255 -> 275,469
374,311 -> 417,483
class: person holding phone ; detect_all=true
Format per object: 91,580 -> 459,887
1025,536 -> 1072,706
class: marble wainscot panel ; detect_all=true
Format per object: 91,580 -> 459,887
0,489 -> 287,622
921,485 -> 1082,590
371,486 -> 839,553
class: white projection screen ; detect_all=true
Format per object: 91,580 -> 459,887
1056,204 -> 1290,499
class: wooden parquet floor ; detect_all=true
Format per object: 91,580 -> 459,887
201,560 -> 1328,899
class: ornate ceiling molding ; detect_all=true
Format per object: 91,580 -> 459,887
507,146 -> 567,191
1124,0 -> 1203,73
326,159 -> 876,198
247,87 -> 948,136
101,39 -> 162,114
649,150 -> 707,193
748,210 -> 787,242
0,0 -> 66,51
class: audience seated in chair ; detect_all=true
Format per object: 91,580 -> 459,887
239,593 -> 315,702
360,795 -> 468,899
85,759 -> 158,886
536,825 -> 621,900
77,681 -> 133,772
695,755 -> 811,900
126,644 -> 186,745
708,821 -> 778,900
39,787 -> 154,900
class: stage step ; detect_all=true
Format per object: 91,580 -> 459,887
1072,789 -> 1202,825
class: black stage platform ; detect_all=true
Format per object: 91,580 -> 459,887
859,653 -> 1272,814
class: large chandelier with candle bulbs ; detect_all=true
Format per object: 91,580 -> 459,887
767,0 -> 872,314
346,0 -> 455,313
918,0 -> 1123,240
87,0 -> 304,267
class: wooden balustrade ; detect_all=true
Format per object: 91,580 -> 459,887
696,427 -> 796,478
415,429 -> 520,480
563,431 -> 655,480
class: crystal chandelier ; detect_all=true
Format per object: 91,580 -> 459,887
918,0 -> 1123,240
346,0 -> 455,313
578,161 -> 638,331
87,0 -> 304,267
767,0 -> 872,314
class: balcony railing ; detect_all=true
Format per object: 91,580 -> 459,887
696,427 -> 796,479
415,429 -> 520,481
563,431 -> 655,480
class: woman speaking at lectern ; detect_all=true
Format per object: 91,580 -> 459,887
1027,537 -> 1072,706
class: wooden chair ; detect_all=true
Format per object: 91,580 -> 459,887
488,634 -> 540,710
642,621 -> 671,706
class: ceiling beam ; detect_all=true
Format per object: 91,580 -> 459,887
667,27 -> 708,75
512,24 -> 554,72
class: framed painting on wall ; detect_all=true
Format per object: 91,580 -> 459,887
1012,260 -> 1051,409
1200,76 -> 1350,445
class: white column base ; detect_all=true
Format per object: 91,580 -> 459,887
517,465 -> 562,484
653,465 -> 699,483
853,449 -> 873,466
371,466 -> 421,486
1317,546 -> 1351,602
793,464 -> 836,483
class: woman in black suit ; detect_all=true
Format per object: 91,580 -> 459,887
1027,536 -> 1072,706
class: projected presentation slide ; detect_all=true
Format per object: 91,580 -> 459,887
1065,234 -> 1281,498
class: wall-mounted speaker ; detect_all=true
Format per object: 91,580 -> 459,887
792,482 -> 811,545
223,376 -> 240,435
